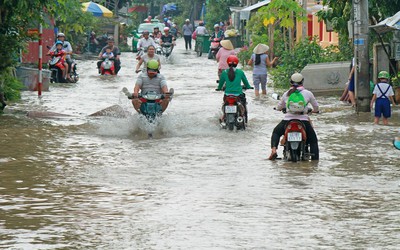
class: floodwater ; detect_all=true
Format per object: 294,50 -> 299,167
1,39 -> 399,249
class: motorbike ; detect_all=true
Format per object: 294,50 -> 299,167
47,52 -> 66,83
68,59 -> 79,83
154,38 -> 162,55
278,108 -> 317,162
208,38 -> 221,60
122,87 -> 174,123
161,42 -> 173,58
136,47 -> 148,60
216,88 -> 250,131
47,47 -> 79,83
100,58 -> 115,75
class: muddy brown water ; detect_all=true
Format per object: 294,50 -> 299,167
1,39 -> 399,249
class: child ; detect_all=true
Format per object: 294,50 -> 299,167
102,47 -> 114,60
370,71 -> 396,125
54,41 -> 70,81
101,47 -> 115,74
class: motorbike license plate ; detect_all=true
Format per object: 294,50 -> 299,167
225,105 -> 237,113
288,132 -> 302,142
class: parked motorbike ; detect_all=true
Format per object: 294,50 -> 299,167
278,108 -> 317,162
161,42 -> 173,58
216,87 -> 251,131
208,38 -> 221,59
100,58 -> 115,75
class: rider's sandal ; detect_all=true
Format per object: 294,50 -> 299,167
268,153 -> 278,161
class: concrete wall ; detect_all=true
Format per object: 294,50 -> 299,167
300,61 -> 351,95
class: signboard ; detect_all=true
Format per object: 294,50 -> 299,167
354,38 -> 365,45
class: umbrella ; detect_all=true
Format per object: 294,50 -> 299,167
82,1 -> 113,18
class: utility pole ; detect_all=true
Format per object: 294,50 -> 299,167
301,0 -> 307,39
353,0 -> 370,112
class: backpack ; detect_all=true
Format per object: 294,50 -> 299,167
286,89 -> 307,113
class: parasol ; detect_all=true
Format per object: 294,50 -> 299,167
82,1 -> 113,18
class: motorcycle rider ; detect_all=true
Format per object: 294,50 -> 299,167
216,55 -> 252,123
159,27 -> 175,51
50,41 -> 69,81
268,73 -> 319,160
136,30 -> 156,59
97,37 -> 121,74
132,60 -> 172,112
152,27 -> 162,39
135,45 -> 161,73
48,33 -> 73,78
210,24 -> 224,41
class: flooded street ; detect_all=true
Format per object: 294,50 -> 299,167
1,39 -> 400,249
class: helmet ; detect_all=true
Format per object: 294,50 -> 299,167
378,71 -> 390,79
199,21 -> 204,26
290,73 -> 304,85
164,17 -> 168,22
57,33 -> 65,38
185,19 -> 190,22
147,60 -> 159,70
226,55 -> 239,66
214,24 -> 219,28
143,30 -> 150,35
107,36 -> 114,42
164,27 -> 170,31
55,40 -> 63,46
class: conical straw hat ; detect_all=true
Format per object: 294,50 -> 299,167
253,43 -> 269,54
220,40 -> 234,50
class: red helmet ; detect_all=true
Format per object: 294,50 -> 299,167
227,55 -> 239,66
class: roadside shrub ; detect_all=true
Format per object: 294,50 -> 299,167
0,68 -> 24,102
270,37 -> 352,89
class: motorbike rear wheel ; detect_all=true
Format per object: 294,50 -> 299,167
290,149 -> 298,163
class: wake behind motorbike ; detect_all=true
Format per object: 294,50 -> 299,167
100,58 -> 115,75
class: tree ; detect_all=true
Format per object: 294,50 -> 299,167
0,0 -> 96,105
205,0 -> 240,29
247,0 -> 306,56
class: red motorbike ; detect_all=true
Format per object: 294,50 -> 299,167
48,52 -> 66,83
100,58 -> 115,75
279,108 -> 317,162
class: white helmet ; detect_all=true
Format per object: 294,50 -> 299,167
57,32 -> 65,37
290,73 -> 304,85
214,24 -> 219,28
185,19 -> 190,22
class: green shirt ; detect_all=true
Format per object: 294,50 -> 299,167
218,68 -> 251,95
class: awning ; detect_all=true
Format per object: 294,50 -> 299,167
128,5 -> 148,13
240,0 -> 271,20
370,11 -> 400,34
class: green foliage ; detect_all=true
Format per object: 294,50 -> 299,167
205,0 -> 240,30
0,68 -> 24,102
270,38 -> 352,89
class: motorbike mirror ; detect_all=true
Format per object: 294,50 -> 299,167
64,44 -> 68,48
46,45 -> 51,49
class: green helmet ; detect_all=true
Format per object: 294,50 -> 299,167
147,60 -> 159,70
378,71 -> 390,79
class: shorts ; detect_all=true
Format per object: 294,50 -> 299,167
348,74 -> 355,92
253,74 -> 267,91
375,98 -> 391,118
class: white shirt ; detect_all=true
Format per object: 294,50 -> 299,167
195,26 -> 208,35
137,37 -> 156,50
373,82 -> 394,98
